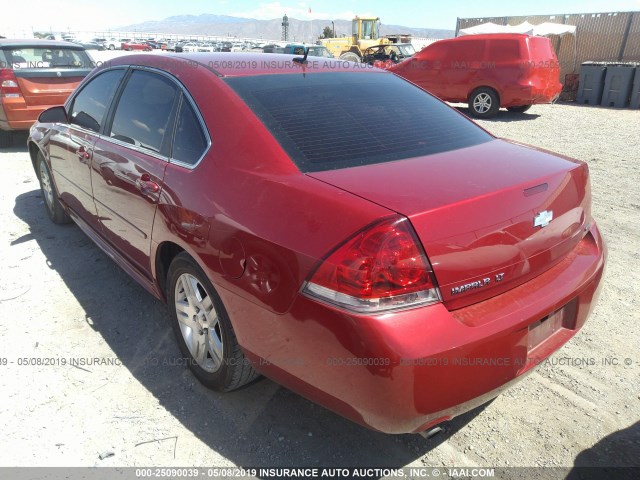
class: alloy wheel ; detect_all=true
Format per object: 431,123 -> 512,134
174,273 -> 223,372
473,93 -> 492,114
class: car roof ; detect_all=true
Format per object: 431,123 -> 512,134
0,38 -> 85,49
103,52 -> 381,77
442,33 -> 530,42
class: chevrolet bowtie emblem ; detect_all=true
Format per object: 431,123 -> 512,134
534,210 -> 553,228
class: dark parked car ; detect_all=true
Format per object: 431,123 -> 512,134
28,53 -> 605,435
0,39 -> 92,147
362,43 -> 415,65
279,45 -> 334,57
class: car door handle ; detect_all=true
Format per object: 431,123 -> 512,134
136,173 -> 159,193
76,146 -> 91,161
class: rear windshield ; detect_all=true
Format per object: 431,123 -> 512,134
225,72 -> 491,172
2,46 -> 92,69
528,37 -> 556,60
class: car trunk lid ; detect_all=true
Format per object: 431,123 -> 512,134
13,69 -> 90,106
308,139 -> 591,310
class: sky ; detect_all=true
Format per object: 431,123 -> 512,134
2,0 -> 640,35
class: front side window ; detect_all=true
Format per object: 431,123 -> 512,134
109,70 -> 179,154
171,98 -> 208,166
70,69 -> 126,132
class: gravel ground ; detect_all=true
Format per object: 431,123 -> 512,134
0,102 -> 638,473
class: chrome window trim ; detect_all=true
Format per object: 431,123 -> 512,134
65,64 -> 211,167
97,134 -> 171,162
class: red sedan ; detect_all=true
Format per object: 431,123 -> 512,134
27,53 -> 605,435
120,41 -> 152,51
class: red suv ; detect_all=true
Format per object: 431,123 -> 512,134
390,34 -> 562,118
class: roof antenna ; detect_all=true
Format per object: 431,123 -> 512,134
293,47 -> 309,64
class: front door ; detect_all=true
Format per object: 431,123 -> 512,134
91,69 -> 179,276
48,68 -> 126,226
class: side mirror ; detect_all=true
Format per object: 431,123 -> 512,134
38,106 -> 68,124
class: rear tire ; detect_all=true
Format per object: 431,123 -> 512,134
468,87 -> 500,118
37,153 -> 71,224
167,252 -> 259,392
507,105 -> 532,113
0,129 -> 14,148
339,52 -> 361,63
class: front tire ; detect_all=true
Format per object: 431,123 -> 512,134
507,105 -> 532,113
167,252 -> 259,392
339,52 -> 361,63
37,153 -> 71,224
468,87 -> 500,118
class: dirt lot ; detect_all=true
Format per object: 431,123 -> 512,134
0,103 -> 638,472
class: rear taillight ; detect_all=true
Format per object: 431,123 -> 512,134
302,217 -> 441,313
0,69 -> 21,98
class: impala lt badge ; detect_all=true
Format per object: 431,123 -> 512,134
534,210 -> 553,228
451,272 -> 505,295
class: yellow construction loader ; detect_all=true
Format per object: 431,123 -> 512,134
320,17 -> 392,62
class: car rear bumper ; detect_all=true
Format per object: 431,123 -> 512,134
220,221 -> 606,434
503,81 -> 563,107
0,98 -> 49,131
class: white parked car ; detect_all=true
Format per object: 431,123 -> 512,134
106,38 -> 131,50
181,42 -> 201,52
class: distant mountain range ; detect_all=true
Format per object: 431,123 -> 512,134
116,14 -> 454,41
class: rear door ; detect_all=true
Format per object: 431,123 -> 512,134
91,69 -> 179,275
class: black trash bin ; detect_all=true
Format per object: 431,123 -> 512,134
630,66 -> 640,109
576,62 -> 607,105
600,63 -> 635,108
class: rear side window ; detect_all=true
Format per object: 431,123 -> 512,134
109,70 -> 179,154
70,69 -> 126,132
488,40 -> 521,61
3,47 -> 92,69
171,98 -> 208,165
225,72 -> 491,172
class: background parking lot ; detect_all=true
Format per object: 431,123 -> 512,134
0,103 -> 638,469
